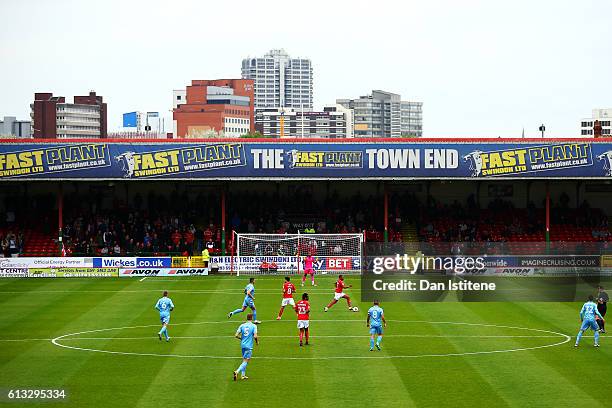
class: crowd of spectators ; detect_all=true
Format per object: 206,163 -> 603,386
56,189 -> 392,256
62,212 -> 221,256
415,194 -> 610,243
60,191 -> 222,256
0,231 -> 24,257
228,190 -> 384,236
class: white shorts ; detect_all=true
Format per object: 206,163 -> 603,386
334,292 -> 346,301
281,298 -> 295,307
297,320 -> 309,329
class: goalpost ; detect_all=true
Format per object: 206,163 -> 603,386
232,232 -> 364,276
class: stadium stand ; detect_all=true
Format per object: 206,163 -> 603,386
1,189 -> 611,257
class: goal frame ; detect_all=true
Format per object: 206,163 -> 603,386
231,231 -> 365,276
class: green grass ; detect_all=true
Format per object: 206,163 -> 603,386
0,275 -> 608,408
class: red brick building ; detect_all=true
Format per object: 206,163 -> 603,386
31,91 -> 107,139
173,79 -> 254,138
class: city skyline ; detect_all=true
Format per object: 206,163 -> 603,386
1,0 -> 611,138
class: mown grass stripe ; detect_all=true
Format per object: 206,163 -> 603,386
134,278 -> 233,407
387,301 -> 513,407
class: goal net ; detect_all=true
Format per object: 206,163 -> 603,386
232,233 -> 364,275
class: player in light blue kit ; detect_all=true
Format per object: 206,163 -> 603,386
228,277 -> 260,324
155,290 -> 174,342
575,295 -> 604,347
367,300 -> 386,351
234,313 -> 258,381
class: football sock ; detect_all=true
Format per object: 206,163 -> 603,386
242,362 -> 248,376
576,330 -> 584,344
370,338 -> 375,349
231,308 -> 244,315
377,336 -> 382,346
237,362 -> 247,374
252,310 -> 257,320
594,330 -> 600,345
278,308 -> 284,317
305,331 -> 309,341
299,331 -> 303,342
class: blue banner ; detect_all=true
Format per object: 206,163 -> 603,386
92,257 -> 172,268
0,141 -> 611,179
122,112 -> 138,128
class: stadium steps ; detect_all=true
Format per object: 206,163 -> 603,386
399,223 -> 421,252
401,223 -> 419,242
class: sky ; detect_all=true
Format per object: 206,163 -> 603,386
1,0 -> 611,138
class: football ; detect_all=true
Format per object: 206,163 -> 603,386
352,306 -> 359,312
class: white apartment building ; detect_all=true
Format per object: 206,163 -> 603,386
255,105 -> 352,138
31,91 -> 107,139
54,104 -> 102,139
241,49 -> 313,111
581,108 -> 612,137
338,90 -> 423,138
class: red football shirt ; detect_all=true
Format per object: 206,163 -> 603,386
296,300 -> 310,320
283,282 -> 296,299
335,279 -> 346,293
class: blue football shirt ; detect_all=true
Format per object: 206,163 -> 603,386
580,301 -> 601,321
237,321 -> 257,349
368,305 -> 384,327
155,297 -> 174,317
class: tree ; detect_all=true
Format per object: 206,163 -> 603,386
240,131 -> 270,138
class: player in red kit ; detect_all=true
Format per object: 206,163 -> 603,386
301,254 -> 317,287
324,274 -> 352,311
295,293 -> 311,346
277,276 -> 296,320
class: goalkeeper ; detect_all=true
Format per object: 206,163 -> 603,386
302,254 -> 317,287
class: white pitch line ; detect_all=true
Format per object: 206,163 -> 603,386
3,335 -> 605,343
49,319 -> 574,360
58,334 -> 566,341
139,277 -> 147,282
0,338 -> 53,342
1,320 -> 606,344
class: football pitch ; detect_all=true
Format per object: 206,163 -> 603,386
0,275 -> 608,407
